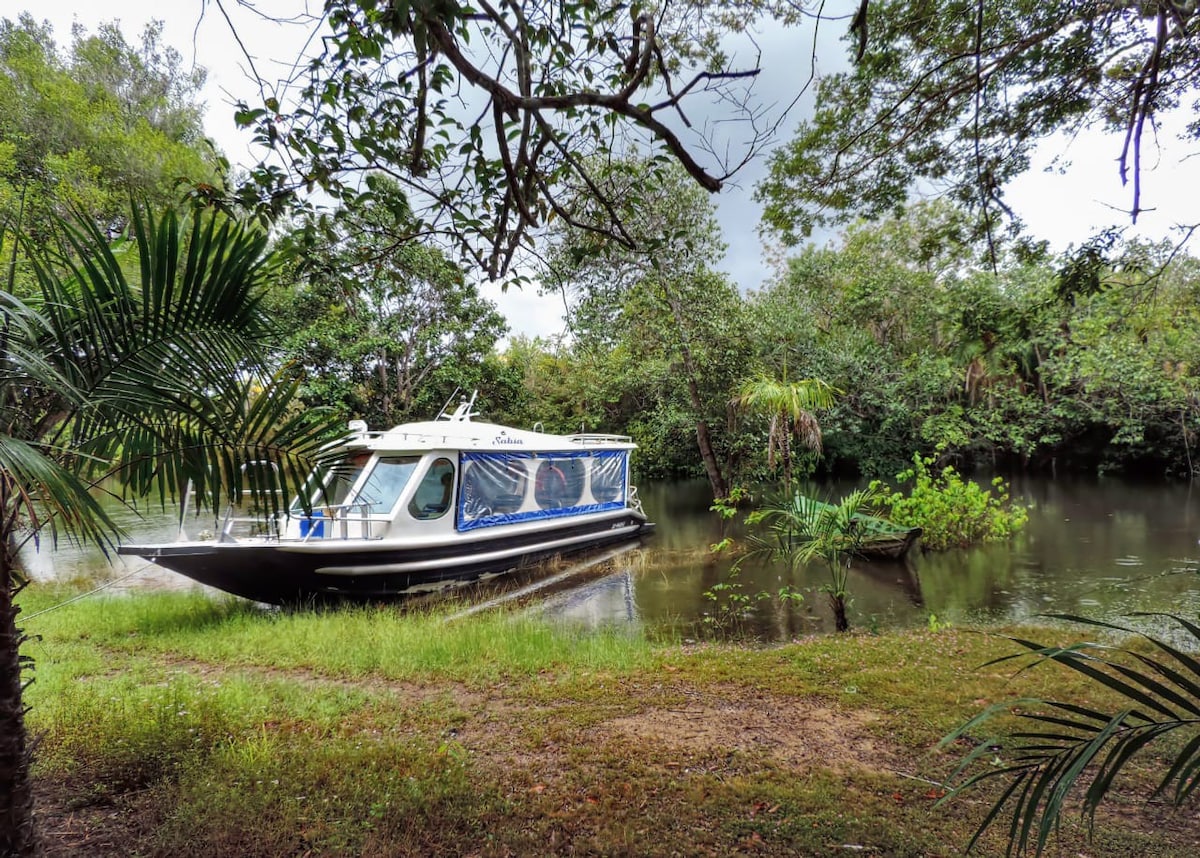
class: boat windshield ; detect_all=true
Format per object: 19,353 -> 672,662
290,455 -> 369,513
355,456 -> 421,514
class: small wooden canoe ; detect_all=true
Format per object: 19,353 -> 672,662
797,495 -> 922,562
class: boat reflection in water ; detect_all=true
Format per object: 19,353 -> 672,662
118,394 -> 654,605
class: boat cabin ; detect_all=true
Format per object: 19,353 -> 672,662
256,400 -> 636,544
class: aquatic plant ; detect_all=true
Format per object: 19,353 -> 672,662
744,488 -> 879,632
701,566 -> 804,637
870,451 -> 1027,551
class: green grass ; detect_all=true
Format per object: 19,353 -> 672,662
24,587 -> 656,682
18,584 -> 1199,857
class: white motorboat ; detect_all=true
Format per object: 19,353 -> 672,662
118,394 -> 654,604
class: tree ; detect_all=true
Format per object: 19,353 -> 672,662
731,375 -> 837,487
1035,243 -> 1200,476
0,15 -> 217,287
540,157 -> 749,498
272,179 -> 508,426
225,0 -> 779,279
756,1 -> 1200,256
0,205 -> 339,856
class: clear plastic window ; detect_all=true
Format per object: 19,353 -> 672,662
461,457 -> 528,518
408,458 -> 456,520
533,458 -> 585,509
589,453 -> 626,503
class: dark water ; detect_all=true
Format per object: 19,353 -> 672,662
22,477 -> 1200,639
542,477 -> 1200,639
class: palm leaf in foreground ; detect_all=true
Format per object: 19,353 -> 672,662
939,614 -> 1200,856
2,202 -> 345,857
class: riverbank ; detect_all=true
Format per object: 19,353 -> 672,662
20,585 -> 1198,856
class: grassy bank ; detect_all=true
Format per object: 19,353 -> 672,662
19,584 -> 1198,857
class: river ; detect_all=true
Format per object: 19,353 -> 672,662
20,476 -> 1200,640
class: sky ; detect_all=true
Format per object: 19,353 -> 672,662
21,1 -> 1200,342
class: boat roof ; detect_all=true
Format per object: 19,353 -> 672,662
336,397 -> 637,455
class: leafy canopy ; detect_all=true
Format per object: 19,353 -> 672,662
0,14 -> 217,259
757,1 -> 1200,249
272,178 -> 508,426
227,0 -> 778,279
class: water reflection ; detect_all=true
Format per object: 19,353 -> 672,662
20,476 -> 1200,638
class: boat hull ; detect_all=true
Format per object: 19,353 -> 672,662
118,510 -> 653,605
847,527 -> 922,562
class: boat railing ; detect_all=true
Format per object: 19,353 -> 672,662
217,500 -> 382,543
627,485 -> 644,516
569,433 -> 632,445
217,498 -> 283,542
295,501 -> 380,542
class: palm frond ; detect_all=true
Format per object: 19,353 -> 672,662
942,615 -> 1200,856
0,435 -> 120,563
5,202 -> 340,560
731,376 -> 839,474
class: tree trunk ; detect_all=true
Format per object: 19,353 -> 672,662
0,548 -> 38,857
829,592 -> 850,633
657,283 -> 728,500
691,408 -> 728,499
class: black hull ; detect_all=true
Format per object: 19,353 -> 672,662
118,512 -> 653,605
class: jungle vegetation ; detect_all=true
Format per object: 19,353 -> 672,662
5,4 -> 1200,856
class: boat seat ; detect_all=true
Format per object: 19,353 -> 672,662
492,493 -> 524,513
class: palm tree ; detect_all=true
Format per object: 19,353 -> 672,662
0,205 -> 339,856
746,488 -> 878,632
731,375 -> 837,487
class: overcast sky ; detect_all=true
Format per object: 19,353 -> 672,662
24,1 -> 1200,342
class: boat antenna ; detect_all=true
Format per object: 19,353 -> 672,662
438,389 -> 480,422
436,388 -> 463,420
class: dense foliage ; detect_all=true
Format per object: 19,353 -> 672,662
269,178 -> 508,427
537,158 -> 755,497
0,15 -> 218,292
745,203 -> 1200,480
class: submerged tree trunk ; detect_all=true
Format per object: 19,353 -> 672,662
0,547 -> 38,858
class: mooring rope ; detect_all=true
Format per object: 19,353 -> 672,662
20,563 -> 152,622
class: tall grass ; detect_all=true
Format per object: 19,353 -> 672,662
21,584 -> 656,854
24,588 -> 658,682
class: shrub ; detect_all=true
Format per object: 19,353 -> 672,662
870,452 -> 1027,550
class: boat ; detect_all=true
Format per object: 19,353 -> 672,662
848,523 -> 922,562
791,494 -> 922,562
118,394 -> 655,604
